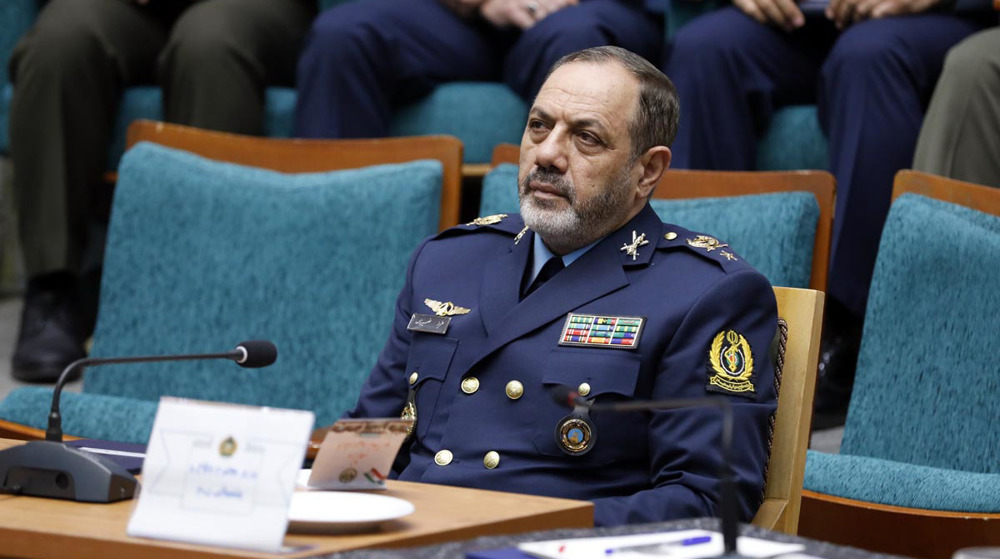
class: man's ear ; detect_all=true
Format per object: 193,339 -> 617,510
636,146 -> 671,199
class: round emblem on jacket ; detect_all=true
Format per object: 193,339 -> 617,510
556,417 -> 593,455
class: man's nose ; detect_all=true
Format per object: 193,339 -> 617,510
534,131 -> 569,173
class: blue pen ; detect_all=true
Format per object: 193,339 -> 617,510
605,535 -> 714,555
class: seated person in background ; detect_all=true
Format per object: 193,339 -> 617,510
346,46 -> 778,527
293,0 -> 663,139
662,0 -> 994,429
8,0 -> 316,383
914,26 -> 1000,188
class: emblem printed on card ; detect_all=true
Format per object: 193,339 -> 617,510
558,313 -> 645,350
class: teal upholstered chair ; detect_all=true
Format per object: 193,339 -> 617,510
481,159 -> 834,290
0,141 -> 445,444
799,171 -> 1000,558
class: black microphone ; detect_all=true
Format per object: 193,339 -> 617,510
0,340 -> 277,503
549,385 -> 739,556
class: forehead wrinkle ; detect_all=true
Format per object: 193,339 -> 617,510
531,93 -> 620,137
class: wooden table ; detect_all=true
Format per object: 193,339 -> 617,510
0,439 -> 593,559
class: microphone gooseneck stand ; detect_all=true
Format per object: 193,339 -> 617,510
0,341 -> 276,503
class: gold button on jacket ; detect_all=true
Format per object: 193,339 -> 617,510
461,377 -> 480,394
505,380 -> 524,400
434,450 -> 453,466
484,451 -> 500,469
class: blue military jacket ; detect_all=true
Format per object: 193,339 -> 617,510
348,203 -> 778,527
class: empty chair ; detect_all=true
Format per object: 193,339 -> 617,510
800,171 -> 1000,558
0,126 -> 460,443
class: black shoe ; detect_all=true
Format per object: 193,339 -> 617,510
11,273 -> 87,383
812,298 -> 863,430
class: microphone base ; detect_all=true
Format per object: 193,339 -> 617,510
0,440 -> 138,503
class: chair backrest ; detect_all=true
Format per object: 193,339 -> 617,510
753,287 -> 823,535
126,119 -> 463,230
85,140 -> 445,426
841,171 -> 1000,473
484,145 -> 834,290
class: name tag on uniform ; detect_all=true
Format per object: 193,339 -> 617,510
407,313 -> 451,335
558,313 -> 645,350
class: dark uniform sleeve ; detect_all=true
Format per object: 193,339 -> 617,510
592,269 -> 778,526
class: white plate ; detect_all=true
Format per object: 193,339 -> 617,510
287,471 -> 415,534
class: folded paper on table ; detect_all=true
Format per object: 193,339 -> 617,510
126,397 -> 314,552
66,439 -> 146,473
306,418 -> 413,490
517,530 -> 806,559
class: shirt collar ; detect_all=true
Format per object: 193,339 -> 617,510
529,232 -> 601,284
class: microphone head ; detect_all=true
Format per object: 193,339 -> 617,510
548,384 -> 579,408
234,340 -> 277,368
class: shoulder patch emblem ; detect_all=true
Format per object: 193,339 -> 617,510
706,330 -> 756,397
687,235 -> 728,252
466,214 -> 508,226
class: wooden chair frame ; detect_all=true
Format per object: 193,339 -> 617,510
126,120 -> 464,231
799,170 -> 1000,559
753,287 -> 823,535
0,419 -> 79,442
491,144 -> 835,291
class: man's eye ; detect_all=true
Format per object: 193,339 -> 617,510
528,119 -> 548,131
578,132 -> 600,146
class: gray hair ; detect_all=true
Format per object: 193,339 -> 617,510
547,46 -> 680,161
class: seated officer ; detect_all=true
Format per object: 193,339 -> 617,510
347,46 -> 778,527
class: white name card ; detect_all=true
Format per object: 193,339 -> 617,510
127,397 -> 314,552
306,418 -> 412,490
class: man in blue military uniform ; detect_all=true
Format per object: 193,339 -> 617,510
347,46 -> 778,527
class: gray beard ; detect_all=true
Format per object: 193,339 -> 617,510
518,164 -> 635,254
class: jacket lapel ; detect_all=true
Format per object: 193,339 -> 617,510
478,228 -> 532,337
471,204 -> 663,368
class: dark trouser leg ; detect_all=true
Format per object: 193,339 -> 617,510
813,14 -> 985,426
503,0 -> 663,100
9,0 -> 168,279
820,15 -> 986,317
294,0 -> 501,139
8,0 -> 169,381
160,0 -> 316,135
663,7 -> 833,170
913,28 -> 1000,188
